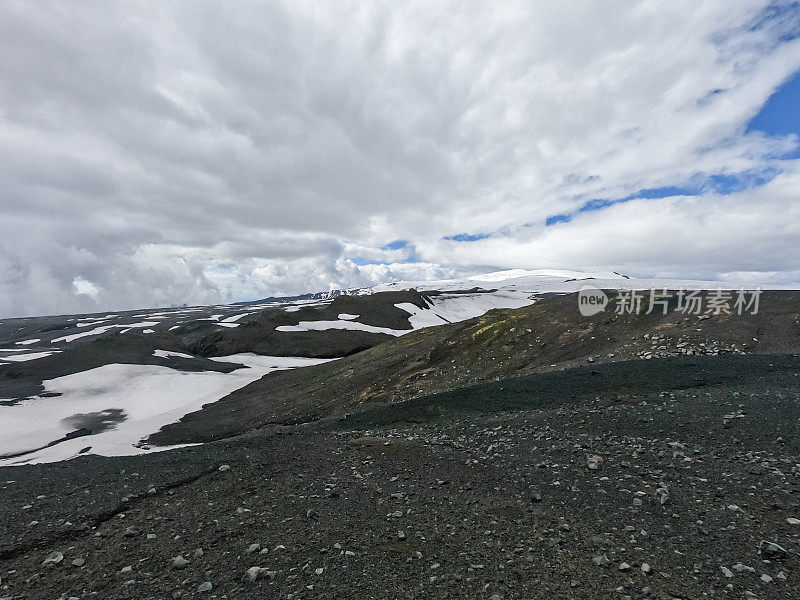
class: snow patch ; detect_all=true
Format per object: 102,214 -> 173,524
222,312 -> 252,323
153,350 -> 194,359
0,351 -> 61,363
53,322 -> 160,343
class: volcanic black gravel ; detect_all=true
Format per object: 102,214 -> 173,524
1,355 -> 798,600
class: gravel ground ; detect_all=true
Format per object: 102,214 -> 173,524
1,355 -> 798,600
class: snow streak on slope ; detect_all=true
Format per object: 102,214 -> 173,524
276,320 -> 408,336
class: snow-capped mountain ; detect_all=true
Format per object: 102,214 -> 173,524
0,268 -> 787,466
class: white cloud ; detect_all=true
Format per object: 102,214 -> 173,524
422,166 -> 800,279
1,1 -> 799,316
72,276 -> 100,298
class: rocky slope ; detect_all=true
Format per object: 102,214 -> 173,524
148,290 -> 800,445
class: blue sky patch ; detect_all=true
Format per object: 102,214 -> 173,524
747,68 -> 800,158
444,232 -> 491,242
545,168 -> 783,226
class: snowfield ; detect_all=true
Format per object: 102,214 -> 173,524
0,354 -> 330,466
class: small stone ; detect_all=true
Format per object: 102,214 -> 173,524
787,518 -> 800,526
121,565 -> 133,573
123,526 -> 142,537
641,562 -> 651,574
71,557 -> 85,567
619,562 -> 631,571
193,548 -> 204,558
245,566 -> 262,582
146,533 -> 156,540
720,566 -> 734,578
197,582 -> 212,592
761,574 -> 774,583
397,530 -> 406,540
247,543 -> 261,554
489,595 -> 503,600
314,567 -> 324,575
592,554 -> 610,567
218,465 -> 230,471
759,540 -> 788,560
42,551 -> 64,566
172,555 -> 190,569
587,455 -> 602,470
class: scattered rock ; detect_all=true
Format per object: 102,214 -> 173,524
592,554 -> 610,567
197,581 -> 212,592
171,555 -> 189,569
759,540 -> 788,560
42,551 -> 63,566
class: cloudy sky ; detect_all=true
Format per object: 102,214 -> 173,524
1,1 -> 800,317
